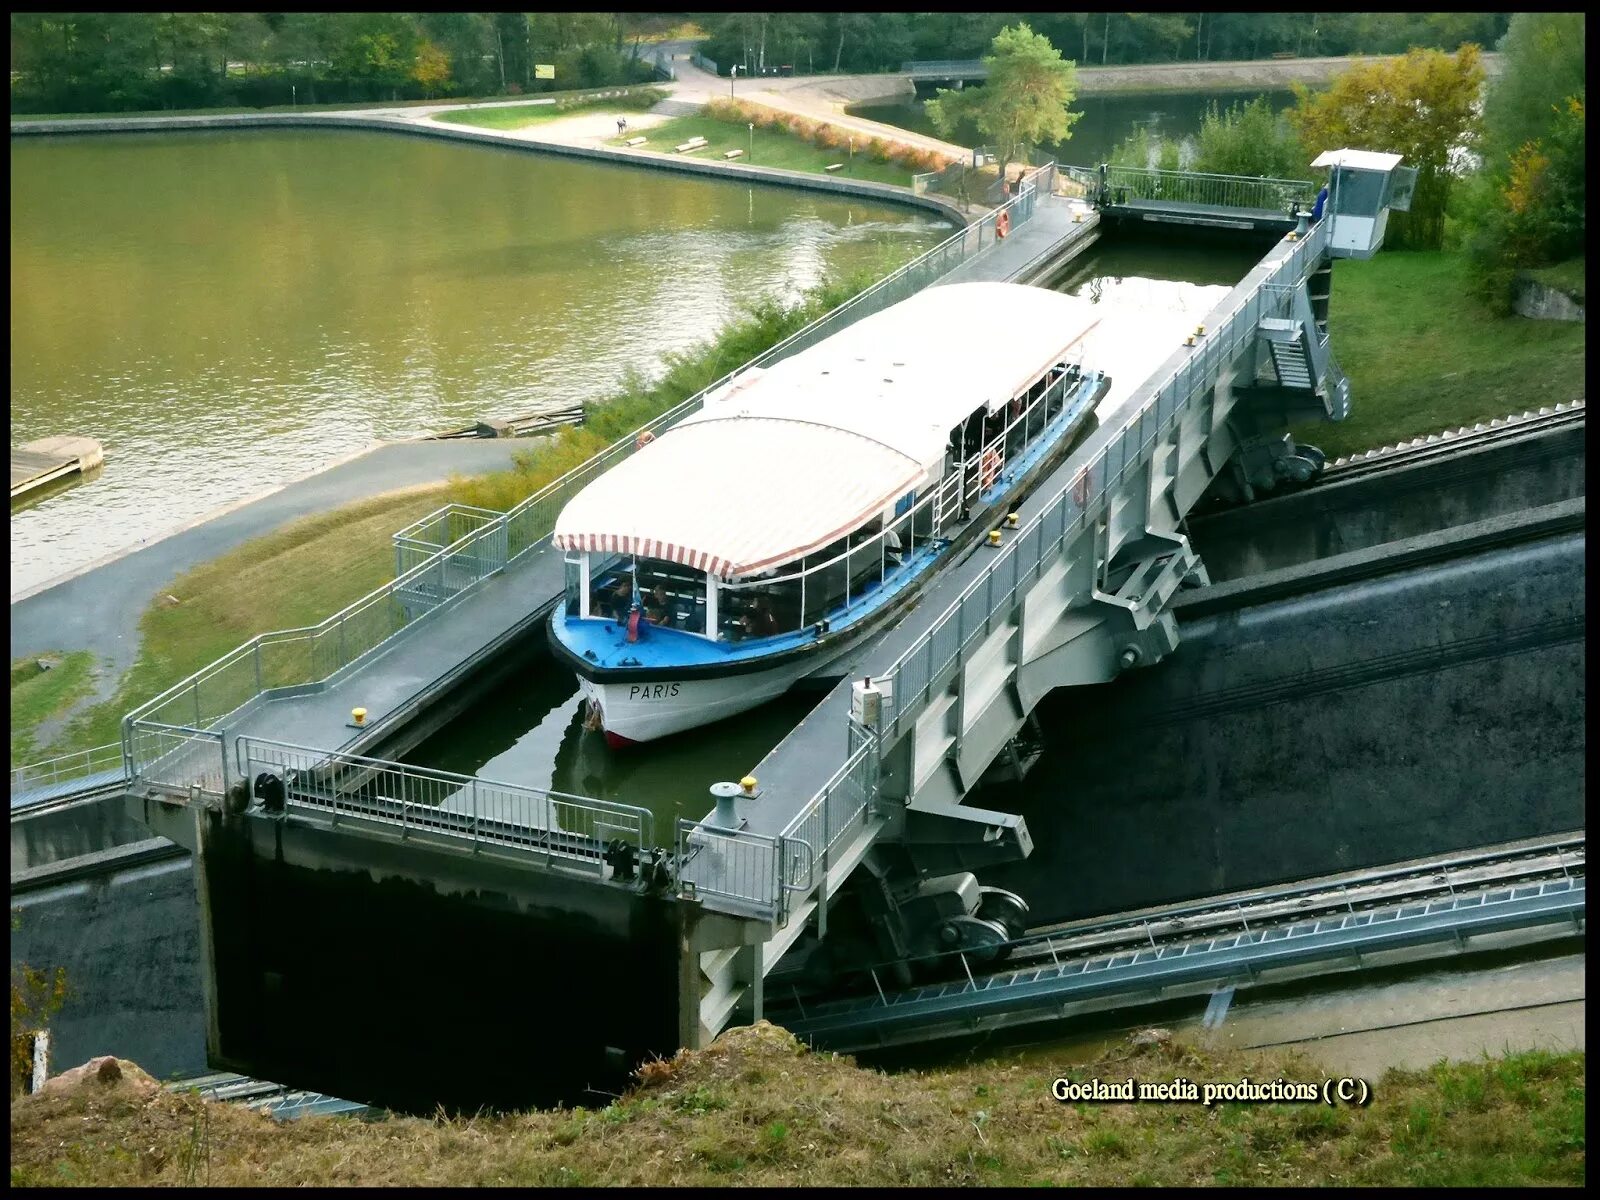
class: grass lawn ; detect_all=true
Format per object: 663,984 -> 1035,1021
1298,250 -> 1588,459
34,486 -> 451,761
9,1024 -> 1585,1185
432,88 -> 665,131
10,652 -> 99,763
615,113 -> 914,187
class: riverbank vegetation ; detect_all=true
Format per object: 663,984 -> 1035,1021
1300,250 -> 1587,459
449,267 -> 904,514
8,13 -> 675,114
10,1024 -> 1585,1186
616,103 -> 947,184
434,87 -> 665,131
695,13 -> 1510,77
1458,14 -> 1586,312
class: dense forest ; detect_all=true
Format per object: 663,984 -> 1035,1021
695,12 -> 1510,76
10,12 -> 1513,115
8,13 -> 677,113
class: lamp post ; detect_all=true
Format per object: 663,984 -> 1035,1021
748,121 -> 754,163
848,136 -> 854,175
730,63 -> 737,98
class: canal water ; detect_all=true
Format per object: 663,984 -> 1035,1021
850,87 -> 1300,169
405,233 -> 1268,835
9,129 -> 948,595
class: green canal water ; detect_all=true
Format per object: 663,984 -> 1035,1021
851,87 -> 1301,169
407,234 -> 1268,835
9,129 -> 948,595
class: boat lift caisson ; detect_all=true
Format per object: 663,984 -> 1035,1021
548,281 -> 1112,746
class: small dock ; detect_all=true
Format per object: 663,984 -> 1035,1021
11,436 -> 104,500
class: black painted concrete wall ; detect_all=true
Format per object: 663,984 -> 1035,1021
982,533 -> 1585,924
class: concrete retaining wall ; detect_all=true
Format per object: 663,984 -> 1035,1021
1513,274 -> 1585,323
11,112 -> 970,230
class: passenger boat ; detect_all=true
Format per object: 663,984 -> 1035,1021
548,281 -> 1111,747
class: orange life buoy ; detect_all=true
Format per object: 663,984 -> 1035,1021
995,210 -> 1010,239
980,447 -> 1002,491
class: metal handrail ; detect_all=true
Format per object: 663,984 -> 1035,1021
10,742 -> 126,799
238,735 -> 654,859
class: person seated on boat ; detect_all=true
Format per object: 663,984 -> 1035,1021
884,524 -> 904,567
608,576 -> 633,623
739,594 -> 779,639
645,584 -> 674,627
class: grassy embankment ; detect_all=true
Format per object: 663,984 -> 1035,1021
9,269 -> 898,764
431,88 -> 666,131
1528,255 -> 1585,306
1298,249 -> 1588,459
10,652 -> 98,763
614,98 -> 955,188
9,1024 -> 1586,1186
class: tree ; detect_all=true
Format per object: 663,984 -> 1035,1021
1289,46 -> 1485,250
1193,96 -> 1307,180
1479,13 -> 1586,179
411,39 -> 451,98
925,23 -> 1081,182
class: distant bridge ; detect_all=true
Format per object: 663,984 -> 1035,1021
902,59 -> 989,83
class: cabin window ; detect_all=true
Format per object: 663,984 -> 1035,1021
582,554 -> 709,634
1331,167 -> 1384,217
563,554 -> 584,618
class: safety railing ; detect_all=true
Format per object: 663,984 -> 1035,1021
1094,164 -> 1314,215
873,220 -> 1331,746
778,722 -> 882,888
392,503 -> 506,577
10,742 -> 126,805
237,736 -> 654,870
676,820 -> 801,919
126,721 -> 228,799
123,516 -> 511,782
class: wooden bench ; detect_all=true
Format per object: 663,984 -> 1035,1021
674,136 -> 709,153
824,163 -> 843,173
624,136 -> 647,147
722,148 -> 744,160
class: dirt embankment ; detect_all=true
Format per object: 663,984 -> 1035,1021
9,1023 -> 1584,1187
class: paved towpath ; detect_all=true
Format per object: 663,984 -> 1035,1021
10,439 -> 528,712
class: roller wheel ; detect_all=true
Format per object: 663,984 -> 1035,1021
937,915 -> 1013,966
975,886 -> 1031,940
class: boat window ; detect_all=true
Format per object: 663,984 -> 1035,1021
563,554 -> 583,618
586,555 -> 709,635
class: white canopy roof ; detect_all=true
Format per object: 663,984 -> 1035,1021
552,282 -> 1100,579
1312,148 -> 1404,172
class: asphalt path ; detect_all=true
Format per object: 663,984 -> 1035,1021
10,439 -> 527,691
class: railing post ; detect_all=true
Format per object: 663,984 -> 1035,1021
254,642 -> 262,692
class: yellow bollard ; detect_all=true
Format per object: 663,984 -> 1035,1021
1006,512 -> 1019,528
1195,324 -> 1206,336
352,707 -> 367,726
740,776 -> 758,795
988,529 -> 1003,546
1185,335 -> 1196,347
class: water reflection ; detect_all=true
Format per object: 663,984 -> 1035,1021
10,130 -> 946,594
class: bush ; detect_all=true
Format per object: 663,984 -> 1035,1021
867,138 -> 893,163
